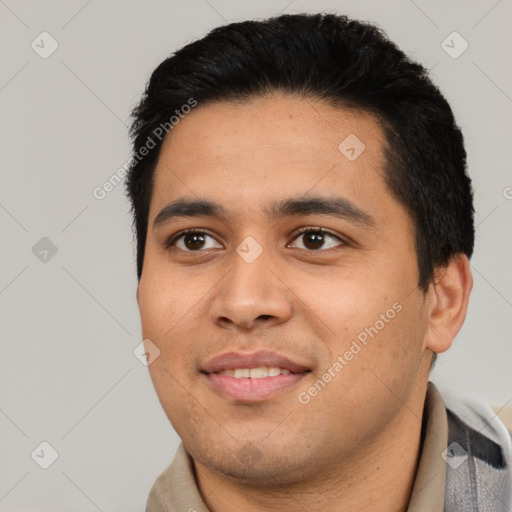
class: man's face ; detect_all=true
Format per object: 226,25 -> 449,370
137,94 -> 434,485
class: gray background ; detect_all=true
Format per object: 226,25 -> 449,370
0,0 -> 511,510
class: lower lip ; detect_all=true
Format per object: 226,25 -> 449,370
205,372 -> 308,402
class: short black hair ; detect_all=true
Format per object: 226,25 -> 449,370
126,12 -> 474,292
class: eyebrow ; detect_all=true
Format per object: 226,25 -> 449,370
153,196 -> 375,228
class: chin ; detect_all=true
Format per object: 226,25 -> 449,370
190,438 -> 318,487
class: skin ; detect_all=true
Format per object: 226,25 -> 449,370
136,93 -> 473,511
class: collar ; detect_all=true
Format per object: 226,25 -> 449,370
407,381 -> 447,511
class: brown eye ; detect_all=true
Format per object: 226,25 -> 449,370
171,231 -> 222,251
302,231 -> 325,249
290,229 -> 343,251
183,233 -> 206,250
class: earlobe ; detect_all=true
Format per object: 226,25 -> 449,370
425,254 -> 473,354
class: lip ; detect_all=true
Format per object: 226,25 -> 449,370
201,350 -> 311,374
201,350 -> 311,402
205,372 -> 307,402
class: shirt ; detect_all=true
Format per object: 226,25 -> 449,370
146,381 -> 447,512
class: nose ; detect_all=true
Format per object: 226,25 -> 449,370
208,248 -> 293,331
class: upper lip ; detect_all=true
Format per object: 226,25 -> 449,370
202,350 -> 311,374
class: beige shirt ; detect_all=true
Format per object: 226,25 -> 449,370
147,381 -> 447,512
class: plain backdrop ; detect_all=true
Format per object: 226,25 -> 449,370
1,1 -> 511,510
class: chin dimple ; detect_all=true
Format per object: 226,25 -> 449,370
217,367 -> 292,378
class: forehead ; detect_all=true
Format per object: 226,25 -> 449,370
149,94 -> 394,222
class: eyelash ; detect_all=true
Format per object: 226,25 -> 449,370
165,227 -> 346,252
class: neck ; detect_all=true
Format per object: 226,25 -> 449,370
194,381 -> 430,512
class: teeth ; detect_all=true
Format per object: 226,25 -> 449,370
217,366 -> 292,378
250,367 -> 268,378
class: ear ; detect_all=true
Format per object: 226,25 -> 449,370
424,254 -> 473,354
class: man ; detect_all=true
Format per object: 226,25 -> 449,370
125,13 -> 512,512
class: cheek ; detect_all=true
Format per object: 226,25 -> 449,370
347,296 -> 427,398
304,299 -> 426,419
293,267 -> 398,337
138,267 -> 205,336
305,266 -> 426,378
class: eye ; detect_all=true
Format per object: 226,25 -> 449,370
167,227 -> 345,252
168,230 -> 223,251
289,228 -> 344,251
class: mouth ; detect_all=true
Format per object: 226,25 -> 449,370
216,366 -> 295,378
201,351 -> 312,402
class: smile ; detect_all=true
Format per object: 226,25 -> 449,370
216,367 -> 293,378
